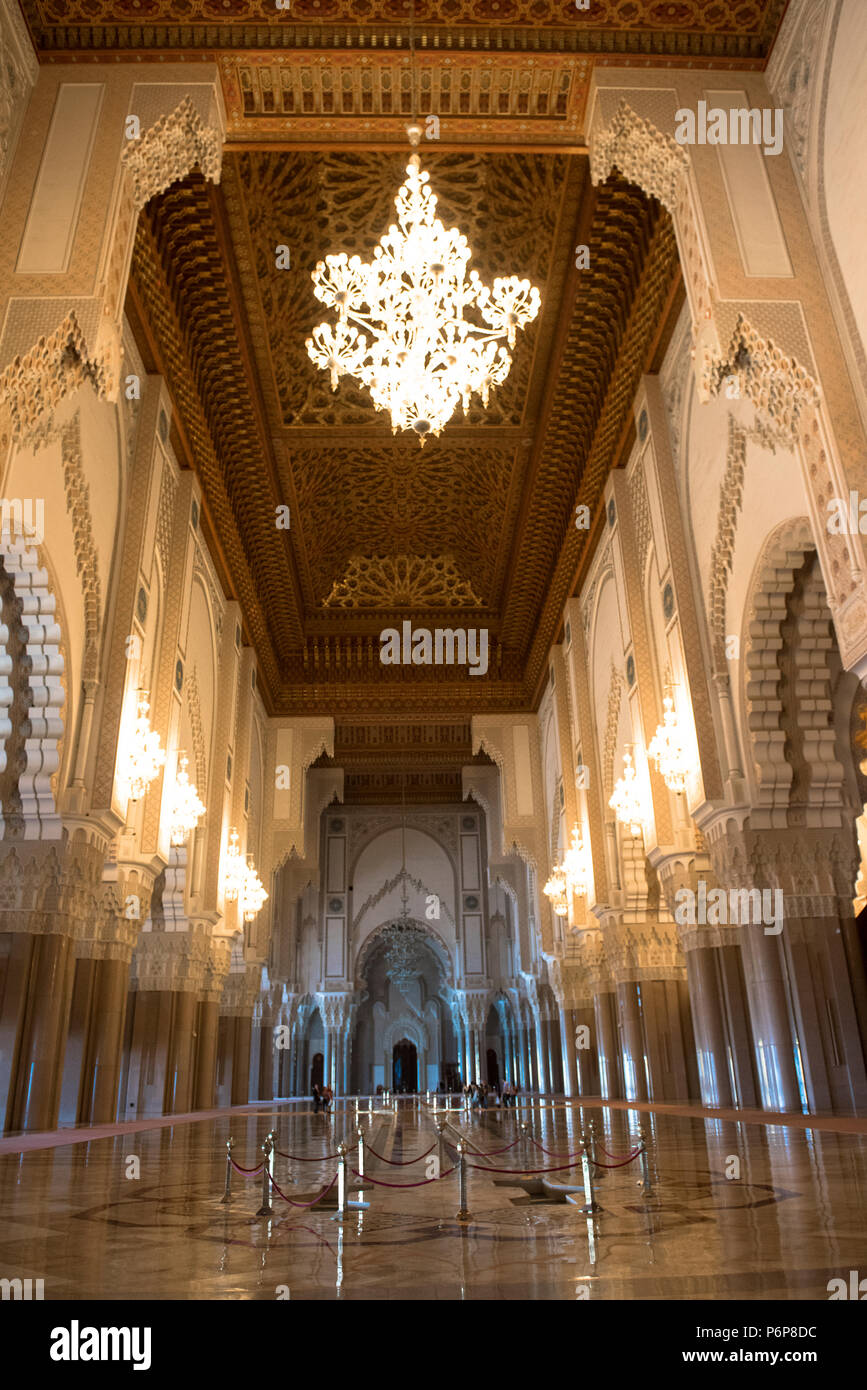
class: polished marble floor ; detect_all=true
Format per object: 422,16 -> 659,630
1,1100 -> 866,1300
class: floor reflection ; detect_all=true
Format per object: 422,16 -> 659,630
0,1101 -> 865,1299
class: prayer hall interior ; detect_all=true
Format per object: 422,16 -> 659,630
0,0 -> 866,1315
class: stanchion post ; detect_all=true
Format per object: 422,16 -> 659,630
638,1125 -> 653,1198
357,1126 -> 365,1180
588,1120 -> 606,1181
578,1134 -> 600,1215
220,1137 -> 234,1204
456,1140 -> 471,1222
331,1142 -> 347,1222
256,1137 -> 274,1217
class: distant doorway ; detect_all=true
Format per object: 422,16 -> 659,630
486,1047 -> 500,1090
310,1052 -> 323,1090
392,1039 -> 418,1092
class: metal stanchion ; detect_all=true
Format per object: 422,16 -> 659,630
577,1134 -> 600,1215
456,1140 -> 472,1222
588,1120 -> 606,1181
220,1137 -> 234,1204
357,1126 -> 365,1180
332,1142 -> 347,1221
256,1136 -> 274,1217
637,1125 -> 654,1197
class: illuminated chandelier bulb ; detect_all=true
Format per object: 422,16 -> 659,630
647,692 -> 692,793
125,690 -> 165,802
609,747 -> 646,837
168,753 -> 206,847
306,156 -> 541,442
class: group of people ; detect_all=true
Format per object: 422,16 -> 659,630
311,1083 -> 333,1113
462,1079 -> 520,1109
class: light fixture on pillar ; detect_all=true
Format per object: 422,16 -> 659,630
647,688 -> 692,793
608,746 -> 646,837
241,855 -> 268,923
167,753 -> 206,846
223,827 -> 246,902
124,690 -> 165,802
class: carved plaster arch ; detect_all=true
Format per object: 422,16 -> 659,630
0,539 -> 64,839
742,515 -> 826,811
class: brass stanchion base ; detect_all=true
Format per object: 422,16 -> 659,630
456,1208 -> 473,1222
256,1204 -> 274,1217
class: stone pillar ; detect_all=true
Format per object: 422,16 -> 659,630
685,946 -> 736,1108
594,990 -> 621,1099
560,1007 -> 578,1098
5,933 -> 76,1132
194,999 -> 219,1110
616,982 -> 648,1102
534,1014 -> 550,1094
574,1006 -> 599,1095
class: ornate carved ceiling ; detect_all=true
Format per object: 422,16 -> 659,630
31,0 -> 716,795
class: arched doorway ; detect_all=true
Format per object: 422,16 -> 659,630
310,1052 -> 323,1090
486,1047 -> 499,1090
392,1039 -> 418,1092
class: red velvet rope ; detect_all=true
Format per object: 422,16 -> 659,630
274,1143 -> 358,1162
588,1148 -> 645,1169
229,1158 -> 266,1177
529,1137 -> 586,1159
269,1171 -> 339,1208
349,1167 -> 455,1188
364,1140 -> 438,1166
597,1143 -> 643,1162
442,1134 -> 523,1157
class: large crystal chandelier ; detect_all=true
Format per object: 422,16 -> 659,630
306,153 -> 541,443
647,690 -> 692,793
562,825 -> 591,896
543,864 -> 569,917
382,876 -> 428,985
609,747 -> 646,837
544,825 -> 591,917
242,855 -> 268,923
124,690 -> 165,802
167,753 -> 206,846
223,827 -> 247,902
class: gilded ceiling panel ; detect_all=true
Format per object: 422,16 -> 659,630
288,441 -> 514,607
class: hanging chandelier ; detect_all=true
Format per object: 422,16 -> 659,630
544,825 -> 591,917
647,691 -> 692,793
543,863 -> 569,917
223,827 -> 247,903
306,153 -> 541,443
381,872 -> 428,983
167,753 -> 206,846
124,690 -> 165,802
241,855 -> 268,923
609,747 -> 646,837
562,825 -> 591,896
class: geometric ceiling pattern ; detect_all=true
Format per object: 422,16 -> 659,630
27,0 -> 774,795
